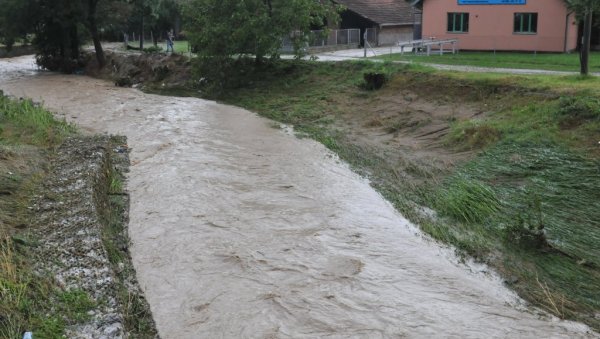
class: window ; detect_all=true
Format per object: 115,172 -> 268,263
514,13 -> 538,34
447,13 -> 469,33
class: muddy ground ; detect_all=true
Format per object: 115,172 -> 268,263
92,51 -> 475,187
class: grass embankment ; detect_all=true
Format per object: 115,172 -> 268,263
0,94 -> 156,337
202,61 -> 600,329
378,51 -> 600,73
0,94 -> 84,337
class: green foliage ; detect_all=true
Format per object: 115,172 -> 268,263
183,0 -> 340,91
564,0 -> 600,17
447,121 -> 501,150
0,236 -> 98,338
557,95 -> 600,120
503,194 -> 548,249
378,51 -> 600,73
211,62 -> 600,327
436,174 -> 501,224
357,62 -> 399,90
0,0 -> 33,50
0,95 -> 75,147
184,0 -> 340,60
57,289 -> 96,322
142,45 -> 163,54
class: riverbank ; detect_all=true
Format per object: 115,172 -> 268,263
224,62 -> 600,329
2,53 -> 594,337
103,52 -> 600,330
0,94 -> 157,337
0,45 -> 36,59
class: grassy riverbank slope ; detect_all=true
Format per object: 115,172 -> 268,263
184,61 -> 600,329
0,94 -> 156,338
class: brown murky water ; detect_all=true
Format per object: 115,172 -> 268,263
1,56 -> 596,338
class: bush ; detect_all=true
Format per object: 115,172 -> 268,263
503,194 -> 548,249
358,61 -> 398,90
557,96 -> 600,126
142,46 -> 164,54
362,72 -> 387,90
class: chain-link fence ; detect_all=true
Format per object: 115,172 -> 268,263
365,28 -> 378,47
281,29 -> 361,53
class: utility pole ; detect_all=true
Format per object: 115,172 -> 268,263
581,7 -> 593,75
364,31 -> 367,58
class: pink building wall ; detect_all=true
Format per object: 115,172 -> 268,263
422,0 -> 579,52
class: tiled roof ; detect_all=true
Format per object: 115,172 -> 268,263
335,0 -> 418,26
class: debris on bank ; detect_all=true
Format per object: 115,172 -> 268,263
86,51 -> 191,90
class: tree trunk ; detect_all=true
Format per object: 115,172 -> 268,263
581,8 -> 593,75
140,6 -> 144,50
152,29 -> 158,46
69,24 -> 80,60
88,0 -> 105,68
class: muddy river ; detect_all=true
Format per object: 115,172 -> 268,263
0,56 -> 595,338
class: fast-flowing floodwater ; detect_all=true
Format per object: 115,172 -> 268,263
0,56 -> 596,338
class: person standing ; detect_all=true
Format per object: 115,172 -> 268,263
166,30 -> 174,53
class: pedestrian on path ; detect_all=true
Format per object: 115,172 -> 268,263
166,30 -> 174,53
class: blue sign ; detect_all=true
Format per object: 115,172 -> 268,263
458,0 -> 526,4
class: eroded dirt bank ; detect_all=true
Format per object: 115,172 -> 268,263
0,56 -> 596,338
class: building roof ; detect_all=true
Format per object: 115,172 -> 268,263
335,0 -> 418,26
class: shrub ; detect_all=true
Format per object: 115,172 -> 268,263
556,96 -> 600,129
142,46 -> 164,54
503,194 -> 548,249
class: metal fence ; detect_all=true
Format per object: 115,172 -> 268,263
365,28 -> 378,47
281,29 -> 361,52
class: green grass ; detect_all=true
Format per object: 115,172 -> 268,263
0,94 -> 94,338
378,51 -> 600,73
156,40 -> 190,54
0,94 -> 75,147
196,59 -> 600,329
128,40 -> 190,54
0,237 -> 97,338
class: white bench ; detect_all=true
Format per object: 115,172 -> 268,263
398,38 -> 459,56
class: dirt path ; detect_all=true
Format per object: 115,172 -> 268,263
0,56 -> 596,338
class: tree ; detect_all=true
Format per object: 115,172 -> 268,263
86,0 -> 106,67
32,0 -> 85,71
564,0 -> 600,75
0,0 -> 34,50
0,0 -> 130,70
183,0 -> 340,63
129,0 -> 180,49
